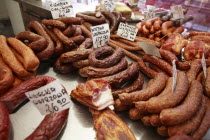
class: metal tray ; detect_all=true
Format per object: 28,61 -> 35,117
10,59 -> 210,140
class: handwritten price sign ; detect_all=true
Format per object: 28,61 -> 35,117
117,22 -> 138,41
144,5 -> 155,20
50,0 -> 74,19
25,80 -> 71,115
101,0 -> 116,12
91,24 -> 110,48
171,5 -> 184,19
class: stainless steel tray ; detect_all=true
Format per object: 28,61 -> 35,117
10,59 -> 210,140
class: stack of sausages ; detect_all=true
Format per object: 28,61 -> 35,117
0,35 -> 40,95
113,56 -> 210,139
135,17 -> 185,44
78,46 -> 144,98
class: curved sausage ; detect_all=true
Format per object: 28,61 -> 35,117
0,76 -> 55,113
93,62 -> 139,88
142,55 -> 173,76
160,80 -> 203,125
0,35 -> 36,80
168,96 -> 206,136
101,11 -> 118,33
53,28 -> 75,47
159,49 -> 190,71
7,37 -> 40,72
60,49 -> 92,63
146,71 -> 189,113
119,72 -> 168,105
72,59 -> 89,68
89,46 -> 125,68
112,74 -> 144,98
135,77 -> 173,115
137,59 -> 157,78
79,58 -> 128,78
16,31 -> 47,52
192,99 -> 210,140
25,109 -> 69,140
42,24 -> 64,56
54,58 -> 75,74
57,17 -> 84,25
42,19 -> 66,29
27,21 -> 55,60
76,12 -> 106,24
186,60 -> 202,83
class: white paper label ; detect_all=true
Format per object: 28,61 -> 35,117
50,0 -> 74,19
137,42 -> 161,57
171,5 -> 184,19
172,60 -> 177,91
101,0 -> 116,12
202,53 -> 207,78
91,24 -> 110,48
144,5 -> 155,20
25,80 -> 71,115
117,23 -> 138,41
137,0 -> 146,9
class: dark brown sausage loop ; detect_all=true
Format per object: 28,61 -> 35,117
89,46 -> 125,68
79,58 -> 128,78
16,31 -> 48,53
27,21 -> 55,60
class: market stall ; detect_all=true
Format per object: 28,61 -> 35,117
0,0 -> 210,140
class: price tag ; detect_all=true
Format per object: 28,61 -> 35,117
101,0 -> 116,12
25,80 -> 71,115
50,0 -> 74,19
202,53 -> 207,78
172,60 -> 177,91
144,5 -> 155,20
171,5 -> 184,19
91,24 -> 110,48
117,23 -> 138,41
137,0 -> 146,9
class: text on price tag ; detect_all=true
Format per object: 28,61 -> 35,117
170,5 -> 184,19
117,23 -> 138,41
172,60 -> 177,91
144,5 -> 155,20
101,0 -> 116,12
137,0 -> 146,9
91,24 -> 110,48
50,0 -> 74,19
25,80 -> 71,115
202,53 -> 207,78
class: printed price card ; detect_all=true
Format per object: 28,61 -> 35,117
25,80 -> 71,115
202,53 -> 207,78
137,0 -> 146,9
144,5 -> 155,20
50,0 -> 74,19
101,0 -> 116,12
172,60 -> 177,91
91,24 -> 110,48
117,22 -> 138,41
171,5 -> 184,19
